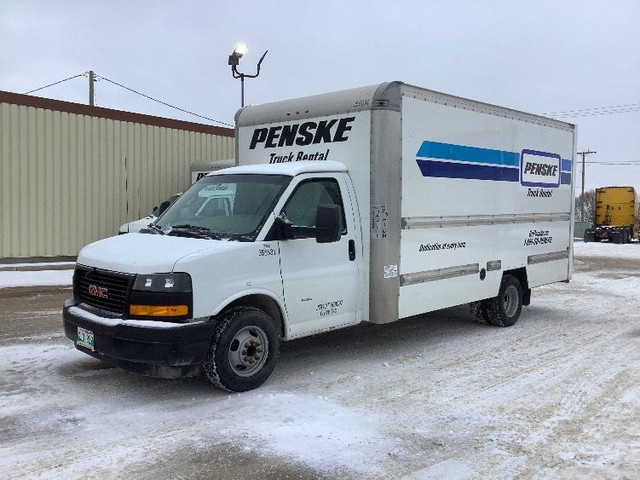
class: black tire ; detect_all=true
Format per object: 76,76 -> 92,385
470,301 -> 488,324
612,231 -> 624,244
203,307 -> 280,392
583,230 -> 595,243
484,275 -> 523,327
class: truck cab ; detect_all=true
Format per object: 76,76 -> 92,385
64,161 -> 362,392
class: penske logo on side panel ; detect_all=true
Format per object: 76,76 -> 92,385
247,116 -> 356,164
520,149 -> 561,188
249,117 -> 355,149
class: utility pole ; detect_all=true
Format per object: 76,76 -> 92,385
577,150 -> 596,221
88,70 -> 95,106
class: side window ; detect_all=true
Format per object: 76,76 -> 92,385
283,179 -> 347,235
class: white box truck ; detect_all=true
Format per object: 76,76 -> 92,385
63,82 -> 576,392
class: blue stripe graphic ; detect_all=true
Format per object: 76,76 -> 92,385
416,160 -> 519,182
416,140 -> 572,185
416,141 -> 520,167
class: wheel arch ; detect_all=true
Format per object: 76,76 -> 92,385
218,293 -> 287,339
504,267 -> 531,306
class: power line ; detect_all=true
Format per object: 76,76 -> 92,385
20,71 -> 234,128
23,73 -> 86,94
96,75 -> 233,127
543,102 -> 640,118
584,161 -> 640,165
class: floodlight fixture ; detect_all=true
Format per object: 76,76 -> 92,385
228,43 -> 247,66
228,43 -> 268,108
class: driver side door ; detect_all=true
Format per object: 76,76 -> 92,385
276,175 -> 360,339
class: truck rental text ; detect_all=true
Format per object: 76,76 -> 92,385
63,82 -> 576,392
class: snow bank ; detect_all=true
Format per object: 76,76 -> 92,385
574,240 -> 640,258
0,269 -> 73,288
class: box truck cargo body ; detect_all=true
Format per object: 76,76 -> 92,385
63,82 -> 576,391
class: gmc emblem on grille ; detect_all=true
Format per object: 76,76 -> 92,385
88,284 -> 109,299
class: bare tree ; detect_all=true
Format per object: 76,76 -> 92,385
575,190 -> 596,223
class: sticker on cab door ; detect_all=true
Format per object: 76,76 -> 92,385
316,300 -> 344,317
258,244 -> 277,257
384,265 -> 398,278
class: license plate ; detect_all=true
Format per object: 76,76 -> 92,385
76,326 -> 95,351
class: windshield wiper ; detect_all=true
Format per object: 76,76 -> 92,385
139,223 -> 165,235
168,224 -> 222,240
227,233 -> 255,242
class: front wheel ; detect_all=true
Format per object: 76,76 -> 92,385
484,275 -> 523,327
203,307 -> 280,392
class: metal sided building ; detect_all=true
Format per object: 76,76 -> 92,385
0,91 -> 235,260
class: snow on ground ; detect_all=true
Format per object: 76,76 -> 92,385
574,239 -> 640,258
0,268 -> 73,288
1,242 -> 639,478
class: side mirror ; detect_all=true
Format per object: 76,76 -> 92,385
315,204 -> 342,243
157,200 -> 171,216
273,213 -> 294,240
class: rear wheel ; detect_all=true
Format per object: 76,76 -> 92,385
203,307 -> 280,392
470,301 -> 488,324
484,275 -> 523,327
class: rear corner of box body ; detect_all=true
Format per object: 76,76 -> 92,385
367,83 -> 403,324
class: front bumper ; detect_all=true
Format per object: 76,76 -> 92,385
63,298 -> 216,378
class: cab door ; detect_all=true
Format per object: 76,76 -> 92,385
276,174 -> 360,338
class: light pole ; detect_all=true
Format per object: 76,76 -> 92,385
228,43 -> 268,108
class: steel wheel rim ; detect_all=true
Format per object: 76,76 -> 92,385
228,326 -> 269,377
503,285 -> 519,318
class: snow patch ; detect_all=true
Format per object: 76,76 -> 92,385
0,269 -> 73,288
574,240 -> 640,258
402,459 -> 475,479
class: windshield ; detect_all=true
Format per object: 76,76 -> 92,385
153,174 -> 291,241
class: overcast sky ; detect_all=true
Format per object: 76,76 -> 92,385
1,0 -> 639,193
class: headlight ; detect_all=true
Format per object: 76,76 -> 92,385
132,273 -> 192,292
129,273 -> 193,321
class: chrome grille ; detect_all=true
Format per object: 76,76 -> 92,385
74,266 -> 134,315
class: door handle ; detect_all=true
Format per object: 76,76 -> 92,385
348,239 -> 356,261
